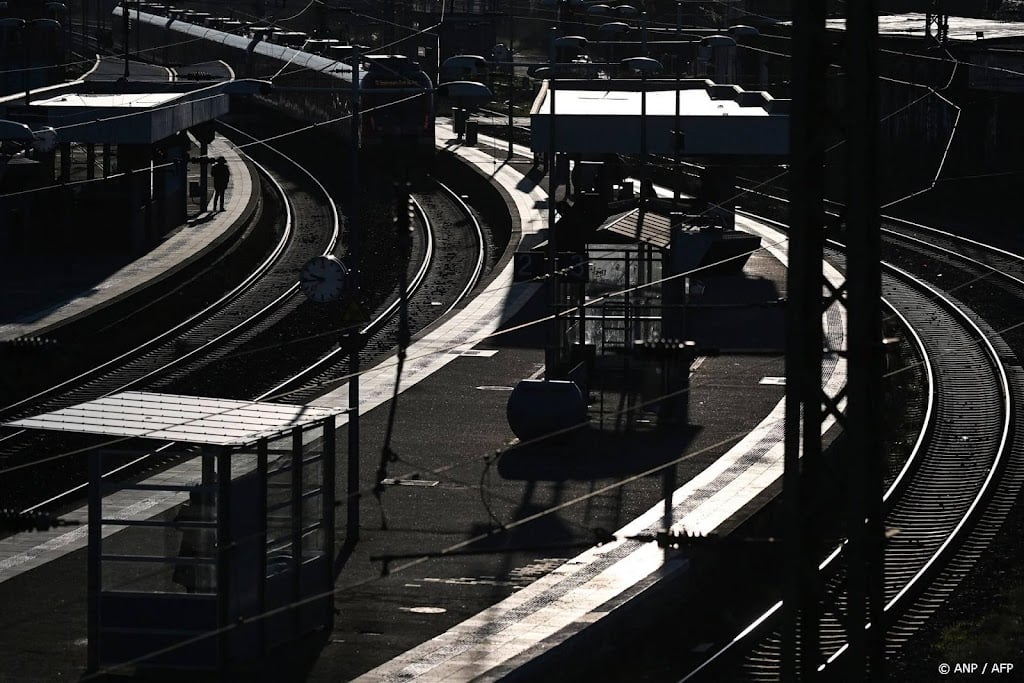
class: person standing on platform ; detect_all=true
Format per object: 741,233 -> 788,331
211,156 -> 230,211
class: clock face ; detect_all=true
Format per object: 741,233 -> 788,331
299,255 -> 348,303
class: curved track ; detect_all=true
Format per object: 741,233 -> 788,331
684,216 -> 1021,681
0,138 -> 340,513
2,145 -> 487,525
266,176 -> 487,404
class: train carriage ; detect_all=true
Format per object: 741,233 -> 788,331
111,5 -> 435,163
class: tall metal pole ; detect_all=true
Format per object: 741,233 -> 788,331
86,451 -> 101,672
507,0 -> 515,160
347,51 -> 361,542
783,0 -> 826,676
545,24 -> 559,378
674,2 -> 682,209
784,0 -> 885,678
122,2 -> 130,79
845,0 -> 885,675
23,23 -> 31,105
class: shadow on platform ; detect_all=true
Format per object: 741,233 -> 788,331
497,424 -> 701,482
84,629 -> 330,683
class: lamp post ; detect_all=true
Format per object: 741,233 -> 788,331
547,67 -> 558,376
122,1 -> 130,79
621,55 -> 663,202
0,19 -> 27,100
508,0 -> 515,160
3,18 -> 61,105
439,58 -> 492,143
44,2 -> 67,58
541,32 -> 590,376
438,78 -> 494,148
598,21 -> 628,66
347,48 -> 361,541
675,2 -> 683,208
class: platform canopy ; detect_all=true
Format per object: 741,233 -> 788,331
820,12 -> 1024,42
530,78 -> 789,158
0,57 -> 250,145
6,391 -> 341,446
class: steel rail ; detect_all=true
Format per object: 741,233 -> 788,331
12,140 -> 342,512
681,224 -> 1014,682
0,151 -> 292,424
432,177 -> 487,317
258,187 -> 436,401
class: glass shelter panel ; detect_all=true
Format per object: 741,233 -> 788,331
585,245 -> 664,354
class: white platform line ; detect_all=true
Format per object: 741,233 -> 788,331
0,126 -> 544,584
355,213 -> 848,682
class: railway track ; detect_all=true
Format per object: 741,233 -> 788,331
681,215 -> 1022,681
0,131 -> 340,512
266,176 -> 487,404
1,133 -> 488,526
431,128 -> 1022,678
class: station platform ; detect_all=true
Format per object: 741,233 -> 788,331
0,122 -> 845,682
0,135 -> 258,342
303,128 -> 846,682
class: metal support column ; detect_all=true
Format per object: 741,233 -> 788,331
323,415 -> 336,626
86,143 -> 96,180
291,427 -> 303,633
87,450 -> 102,673
785,0 -> 886,678
545,65 -> 559,377
783,0 -> 827,676
926,0 -> 949,45
256,438 -> 268,654
507,0 -> 515,160
216,448 -> 231,671
845,0 -> 886,675
348,51 -> 361,543
122,1 -> 130,79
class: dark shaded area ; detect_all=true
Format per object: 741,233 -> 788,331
498,425 -> 702,482
83,630 -> 332,683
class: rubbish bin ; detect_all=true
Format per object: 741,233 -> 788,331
465,119 -> 479,146
453,107 -> 468,136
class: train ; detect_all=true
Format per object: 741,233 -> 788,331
110,5 -> 436,161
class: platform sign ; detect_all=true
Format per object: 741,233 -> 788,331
514,251 -> 589,283
513,251 -> 544,282
557,252 -> 588,283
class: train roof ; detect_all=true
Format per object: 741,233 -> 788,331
365,54 -> 423,72
112,6 -> 356,82
114,7 -> 434,87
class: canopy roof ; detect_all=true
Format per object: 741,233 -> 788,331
6,391 -> 340,446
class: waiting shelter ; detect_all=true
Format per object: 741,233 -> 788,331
0,56 -> 264,256
512,78 -> 787,431
7,391 -> 343,673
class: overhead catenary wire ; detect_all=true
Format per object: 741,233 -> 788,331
4,6 -> 1019,548
2,105 -> 1013,475
4,153 -> 1022,679
2,10 -> 1024,679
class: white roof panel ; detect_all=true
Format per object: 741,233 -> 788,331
529,80 -> 788,156
6,391 -> 341,446
819,13 -> 1024,42
32,92 -> 181,108
543,87 -> 771,118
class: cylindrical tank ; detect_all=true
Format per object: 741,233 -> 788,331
506,379 -> 586,442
